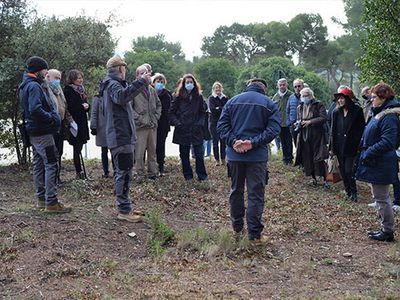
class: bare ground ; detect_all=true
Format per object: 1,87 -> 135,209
0,155 -> 399,299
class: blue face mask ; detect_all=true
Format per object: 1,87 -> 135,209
50,79 -> 61,90
154,82 -> 164,91
301,97 -> 311,104
185,82 -> 194,92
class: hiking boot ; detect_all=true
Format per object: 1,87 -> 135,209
368,230 -> 394,242
37,197 -> 45,210
116,211 -> 143,223
45,202 -> 72,213
250,234 -> 269,245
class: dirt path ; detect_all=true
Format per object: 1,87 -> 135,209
0,157 -> 399,299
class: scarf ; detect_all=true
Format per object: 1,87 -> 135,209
278,90 -> 287,97
69,83 -> 87,101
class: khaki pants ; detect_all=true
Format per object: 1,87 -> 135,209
135,128 -> 158,177
371,184 -> 395,233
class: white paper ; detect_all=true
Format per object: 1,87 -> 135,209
70,121 -> 78,137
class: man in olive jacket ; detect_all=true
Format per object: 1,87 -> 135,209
132,65 -> 162,180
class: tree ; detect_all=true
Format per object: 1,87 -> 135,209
235,57 -> 330,105
287,13 -> 328,64
193,58 -> 238,98
201,23 -> 266,65
0,13 -> 116,164
358,0 -> 400,92
132,34 -> 185,61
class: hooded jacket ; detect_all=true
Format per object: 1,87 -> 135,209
355,98 -> 400,184
19,73 -> 61,136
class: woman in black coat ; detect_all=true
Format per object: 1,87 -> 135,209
169,74 -> 208,181
64,69 -> 90,179
208,81 -> 228,166
152,73 -> 172,176
330,87 -> 365,201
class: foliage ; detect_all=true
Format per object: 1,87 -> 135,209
235,57 -> 330,104
287,13 -> 328,65
132,34 -> 185,61
358,0 -> 400,92
193,58 -> 238,98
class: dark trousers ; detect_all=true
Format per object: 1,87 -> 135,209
156,131 -> 168,171
280,126 -> 293,163
73,142 -> 84,174
179,144 -> 208,180
338,155 -> 357,196
54,131 -> 64,181
210,124 -> 225,161
229,161 -> 267,240
392,175 -> 400,206
289,125 -> 298,149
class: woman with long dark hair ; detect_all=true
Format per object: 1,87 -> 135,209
169,74 -> 208,181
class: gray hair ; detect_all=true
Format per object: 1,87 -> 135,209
293,78 -> 304,86
277,78 -> 287,85
300,87 -> 315,99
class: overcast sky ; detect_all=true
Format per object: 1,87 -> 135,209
32,0 -> 347,60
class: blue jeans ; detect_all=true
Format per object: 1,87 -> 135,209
30,134 -> 59,205
179,144 -> 208,180
203,140 -> 211,156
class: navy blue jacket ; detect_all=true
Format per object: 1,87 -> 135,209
19,73 -> 61,136
355,98 -> 400,184
217,84 -> 281,162
286,93 -> 300,126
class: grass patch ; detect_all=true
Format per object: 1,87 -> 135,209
145,208 -> 175,257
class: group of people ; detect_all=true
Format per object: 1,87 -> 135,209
19,55 -> 399,243
273,78 -> 400,242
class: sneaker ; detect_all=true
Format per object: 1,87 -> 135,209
323,181 -> 330,189
393,205 -> 400,212
308,178 -> 317,187
250,234 -> 269,245
37,197 -> 45,210
116,211 -> 143,223
368,202 -> 378,209
368,230 -> 394,242
45,202 -> 72,213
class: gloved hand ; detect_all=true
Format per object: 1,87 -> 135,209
91,128 -> 97,136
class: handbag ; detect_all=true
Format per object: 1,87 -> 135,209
18,122 -> 31,148
327,154 -> 342,183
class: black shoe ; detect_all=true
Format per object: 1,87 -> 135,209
368,230 -> 394,242
367,229 -> 381,236
350,193 -> 357,202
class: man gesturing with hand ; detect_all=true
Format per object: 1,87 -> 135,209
217,78 -> 280,243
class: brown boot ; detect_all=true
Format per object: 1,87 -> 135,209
117,211 -> 143,223
45,202 -> 72,213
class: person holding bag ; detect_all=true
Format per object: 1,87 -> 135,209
330,87 -> 365,201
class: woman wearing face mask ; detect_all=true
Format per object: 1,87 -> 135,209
208,81 -> 229,166
356,82 -> 400,242
294,87 -> 329,187
152,73 -> 173,176
330,87 -> 365,201
169,74 -> 208,181
64,69 -> 90,179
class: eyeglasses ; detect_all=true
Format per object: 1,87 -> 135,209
294,85 -> 302,88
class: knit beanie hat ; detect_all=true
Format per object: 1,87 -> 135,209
26,56 -> 49,73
